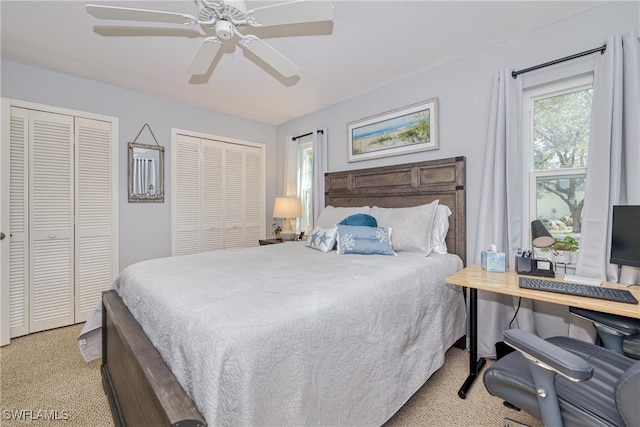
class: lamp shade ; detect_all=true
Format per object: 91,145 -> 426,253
273,197 -> 302,219
531,220 -> 555,248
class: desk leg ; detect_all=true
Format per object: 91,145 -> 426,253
458,287 -> 486,399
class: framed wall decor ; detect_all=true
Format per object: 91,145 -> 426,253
347,98 -> 439,162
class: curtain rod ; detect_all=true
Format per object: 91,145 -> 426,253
292,130 -> 324,141
512,43 -> 606,79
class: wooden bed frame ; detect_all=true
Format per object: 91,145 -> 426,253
101,156 -> 466,427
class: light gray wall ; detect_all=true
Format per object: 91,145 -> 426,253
1,61 -> 277,269
2,2 -> 637,272
275,1 -> 639,262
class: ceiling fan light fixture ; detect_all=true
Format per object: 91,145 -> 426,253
215,20 -> 234,40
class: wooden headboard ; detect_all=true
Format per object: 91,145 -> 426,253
325,156 -> 466,265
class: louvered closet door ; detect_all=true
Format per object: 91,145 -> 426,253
173,133 -> 264,254
29,110 -> 75,333
175,134 -> 202,255
9,108 -> 29,337
202,140 -> 224,251
75,118 -> 114,322
244,146 -> 263,247
224,145 -> 245,248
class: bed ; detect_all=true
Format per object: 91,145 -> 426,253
87,156 -> 467,427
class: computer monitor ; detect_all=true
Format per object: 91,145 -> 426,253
610,205 -> 640,268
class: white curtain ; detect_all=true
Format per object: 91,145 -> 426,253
280,130 -> 328,230
283,136 -> 298,197
133,158 -> 156,195
571,31 -> 640,338
474,69 -> 536,358
312,129 -> 327,226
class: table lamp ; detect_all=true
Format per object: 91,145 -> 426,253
531,219 -> 555,250
273,197 -> 302,241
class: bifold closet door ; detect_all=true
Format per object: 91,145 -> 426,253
8,107 -> 30,338
202,140 -> 224,252
174,134 -> 202,256
74,117 -> 115,322
244,146 -> 263,247
224,144 -> 263,248
9,108 -> 75,335
29,110 -> 75,334
174,137 -> 227,254
224,145 -> 245,248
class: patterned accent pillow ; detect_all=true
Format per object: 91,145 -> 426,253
336,225 -> 395,256
306,226 -> 338,253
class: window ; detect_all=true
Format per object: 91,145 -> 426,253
523,76 -> 593,254
297,139 -> 313,234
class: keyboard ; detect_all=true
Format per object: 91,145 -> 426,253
519,277 -> 638,304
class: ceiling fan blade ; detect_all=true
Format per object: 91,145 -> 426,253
247,0 -> 334,27
187,37 -> 223,75
240,36 -> 299,78
86,4 -> 199,25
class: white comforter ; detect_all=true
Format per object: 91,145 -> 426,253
83,242 -> 465,426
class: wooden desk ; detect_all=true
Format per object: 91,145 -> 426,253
446,264 -> 640,399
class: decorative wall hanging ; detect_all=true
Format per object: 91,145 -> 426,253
128,123 -> 165,203
347,98 -> 439,162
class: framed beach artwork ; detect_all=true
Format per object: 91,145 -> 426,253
347,98 -> 439,162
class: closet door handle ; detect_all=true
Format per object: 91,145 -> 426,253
49,233 -> 57,239
0,232 -> 5,241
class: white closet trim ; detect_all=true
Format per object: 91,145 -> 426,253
172,127 -> 266,150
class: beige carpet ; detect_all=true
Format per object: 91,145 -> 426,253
0,324 -> 542,426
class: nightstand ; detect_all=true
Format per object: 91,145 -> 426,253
259,239 -> 283,245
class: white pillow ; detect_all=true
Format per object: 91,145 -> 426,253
430,204 -> 451,254
370,200 -> 439,256
306,226 -> 338,253
315,205 -> 370,229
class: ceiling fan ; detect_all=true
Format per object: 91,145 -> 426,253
86,0 -> 334,78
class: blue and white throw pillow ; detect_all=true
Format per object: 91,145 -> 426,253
336,225 -> 395,256
306,226 -> 338,253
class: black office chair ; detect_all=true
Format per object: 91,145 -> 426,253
569,307 -> 640,359
483,329 -> 640,426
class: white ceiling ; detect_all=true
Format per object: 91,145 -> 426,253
1,1 -> 604,125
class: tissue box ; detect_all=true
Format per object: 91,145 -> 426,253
481,250 -> 506,272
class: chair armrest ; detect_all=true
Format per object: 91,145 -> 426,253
570,307 -> 640,336
503,329 -> 593,381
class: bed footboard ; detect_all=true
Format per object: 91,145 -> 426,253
101,290 -> 206,427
